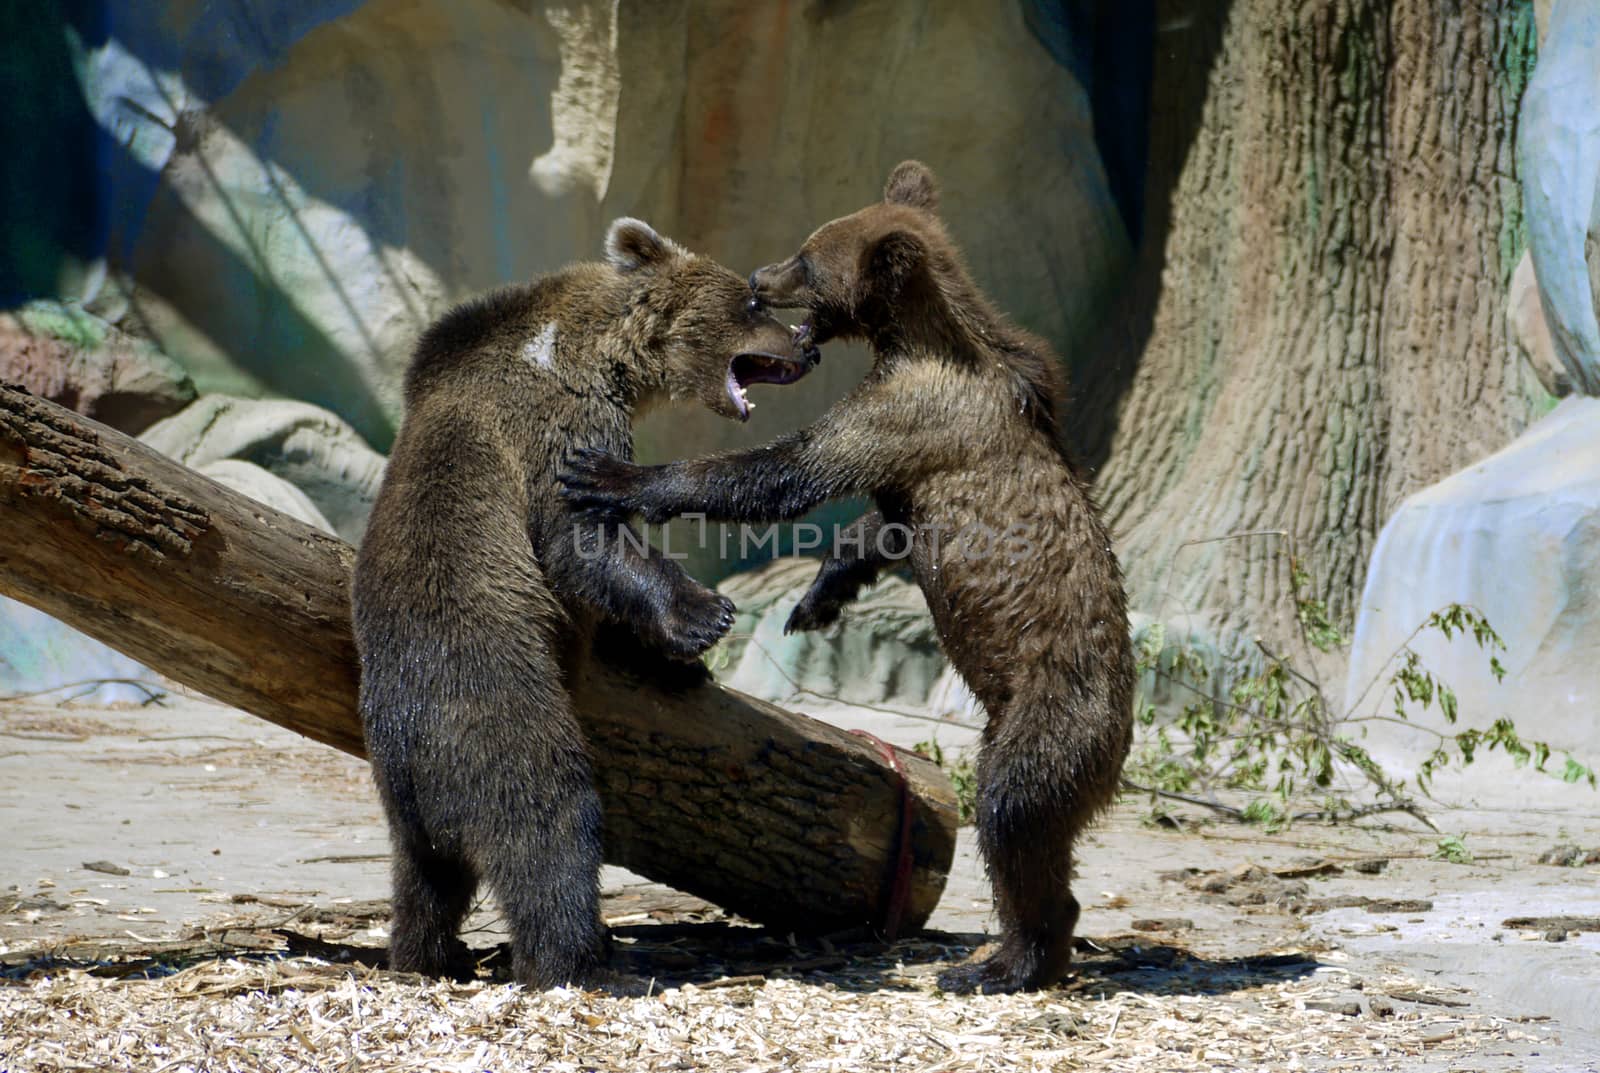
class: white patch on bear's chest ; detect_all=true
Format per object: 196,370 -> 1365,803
522,321 -> 558,369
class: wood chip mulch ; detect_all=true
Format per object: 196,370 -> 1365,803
0,924 -> 1546,1072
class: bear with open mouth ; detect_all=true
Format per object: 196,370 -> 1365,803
352,218 -> 818,989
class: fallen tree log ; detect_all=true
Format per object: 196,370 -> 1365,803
0,382 -> 958,936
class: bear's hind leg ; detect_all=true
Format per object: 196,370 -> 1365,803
388,840 -> 478,981
479,736 -> 608,990
938,803 -> 1079,994
938,731 -> 1087,995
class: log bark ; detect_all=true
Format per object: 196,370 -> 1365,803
0,381 -> 958,935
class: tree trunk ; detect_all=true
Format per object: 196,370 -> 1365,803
1079,0 -> 1543,642
0,381 -> 958,937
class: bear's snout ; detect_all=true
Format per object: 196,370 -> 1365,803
749,258 -> 808,309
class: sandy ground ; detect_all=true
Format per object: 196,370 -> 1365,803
3,689 -> 1599,1070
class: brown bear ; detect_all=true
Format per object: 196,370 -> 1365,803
351,218 -> 817,989
559,164 -> 1134,994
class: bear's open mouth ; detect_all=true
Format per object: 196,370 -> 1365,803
726,351 -> 815,420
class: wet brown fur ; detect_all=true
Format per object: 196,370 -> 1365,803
560,166 -> 1135,994
352,220 -> 808,989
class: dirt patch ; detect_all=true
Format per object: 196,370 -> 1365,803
0,713 -> 129,742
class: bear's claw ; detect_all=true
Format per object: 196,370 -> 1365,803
784,590 -> 844,634
936,952 -> 1055,996
652,587 -> 736,662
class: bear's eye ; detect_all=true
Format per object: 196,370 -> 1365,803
744,295 -> 763,316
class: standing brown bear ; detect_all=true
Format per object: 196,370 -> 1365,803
561,164 -> 1134,994
352,218 -> 817,989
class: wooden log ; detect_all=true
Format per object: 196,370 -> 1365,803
0,382 -> 958,935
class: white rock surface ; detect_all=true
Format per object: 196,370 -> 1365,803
1343,398 -> 1600,800
196,459 -> 336,534
141,395 -> 385,542
1518,0 -> 1600,396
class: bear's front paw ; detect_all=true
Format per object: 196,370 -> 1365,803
559,448 -> 653,520
653,586 -> 736,662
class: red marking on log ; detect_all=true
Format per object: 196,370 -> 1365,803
849,729 -> 915,940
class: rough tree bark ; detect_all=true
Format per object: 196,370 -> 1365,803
0,381 -> 959,936
1078,0 -> 1544,642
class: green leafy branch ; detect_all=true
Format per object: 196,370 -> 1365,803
911,738 -> 978,823
1126,540 -> 1595,830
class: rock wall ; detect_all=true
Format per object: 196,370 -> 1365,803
0,302 -> 195,434
714,558 -> 956,715
0,599 -> 152,705
60,0 -> 1124,461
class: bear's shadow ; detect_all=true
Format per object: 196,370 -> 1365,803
1,923 -> 1318,998
475,922 -> 1320,998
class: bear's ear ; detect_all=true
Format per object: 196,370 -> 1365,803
862,230 -> 929,297
883,160 -> 938,211
605,217 -> 680,272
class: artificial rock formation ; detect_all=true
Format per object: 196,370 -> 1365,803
1519,0 -> 1600,397
72,1 -> 1121,470
1344,397 -> 1600,798
141,395 -> 386,543
0,302 -> 195,435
